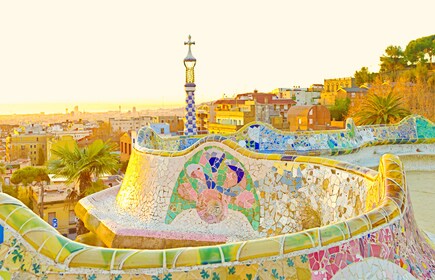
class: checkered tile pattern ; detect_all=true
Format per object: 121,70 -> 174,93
184,90 -> 197,136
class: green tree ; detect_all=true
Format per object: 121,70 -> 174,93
48,140 -> 119,235
329,98 -> 350,121
11,167 -> 49,186
404,35 -> 435,68
354,67 -> 375,86
9,167 -> 47,209
355,92 -> 410,125
380,46 -> 407,81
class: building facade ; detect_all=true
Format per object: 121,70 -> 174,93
120,131 -> 137,162
109,116 -> 153,133
287,105 -> 331,131
208,91 -> 296,134
6,134 -> 48,166
320,77 -> 356,106
46,135 -> 76,162
29,183 -> 77,240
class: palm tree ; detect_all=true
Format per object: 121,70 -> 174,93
48,139 -> 120,235
355,92 -> 410,125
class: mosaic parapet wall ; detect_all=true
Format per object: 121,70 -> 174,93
1,153 -> 434,278
136,115 -> 434,155
107,143 -> 374,248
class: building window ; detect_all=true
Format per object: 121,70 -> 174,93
128,144 -> 131,154
69,210 -> 76,225
309,109 -> 313,116
309,119 -> 313,125
48,212 -> 56,225
21,145 -> 25,150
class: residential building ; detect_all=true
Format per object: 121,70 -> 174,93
336,87 -> 368,106
6,134 -> 49,166
208,91 -> 296,134
272,86 -> 321,105
196,103 -> 211,134
29,183 -> 77,239
2,159 -> 31,186
151,116 -> 180,134
320,77 -> 356,106
309,84 -> 324,92
46,135 -> 76,162
120,131 -> 137,162
50,130 -> 92,141
287,105 -> 331,131
109,116 -> 153,133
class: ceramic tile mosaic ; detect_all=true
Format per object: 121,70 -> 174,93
165,146 -> 260,230
136,115 -> 434,156
0,116 -> 434,279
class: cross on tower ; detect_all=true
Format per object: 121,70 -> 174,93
184,35 -> 195,47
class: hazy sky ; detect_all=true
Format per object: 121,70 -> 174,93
1,0 -> 434,114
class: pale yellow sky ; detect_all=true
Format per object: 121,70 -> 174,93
1,0 -> 434,114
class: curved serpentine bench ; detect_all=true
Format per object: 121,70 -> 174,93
0,115 -> 433,279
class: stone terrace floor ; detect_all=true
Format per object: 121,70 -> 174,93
406,171 -> 435,240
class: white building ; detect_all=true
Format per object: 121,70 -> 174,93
109,116 -> 153,133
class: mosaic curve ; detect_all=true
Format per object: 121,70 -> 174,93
165,146 -> 260,229
135,114 -> 434,155
0,154 -> 434,278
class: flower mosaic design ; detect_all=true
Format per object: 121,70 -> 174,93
166,147 -> 259,229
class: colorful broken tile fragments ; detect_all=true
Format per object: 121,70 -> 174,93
0,116 -> 434,279
136,114 -> 434,155
165,146 -> 260,229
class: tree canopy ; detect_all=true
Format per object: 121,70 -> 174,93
48,139 -> 119,197
380,45 -> 407,80
10,167 -> 49,186
354,67 -> 375,86
404,35 -> 435,67
354,91 -> 410,125
329,98 -> 350,121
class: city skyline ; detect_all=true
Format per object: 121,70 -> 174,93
1,0 -> 435,114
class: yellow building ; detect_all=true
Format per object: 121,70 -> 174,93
208,91 -> 295,133
196,103 -> 211,134
6,134 -> 48,166
120,131 -> 136,162
208,106 -> 256,134
46,135 -> 76,161
29,183 -> 77,239
320,77 -> 356,106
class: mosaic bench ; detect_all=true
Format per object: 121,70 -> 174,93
134,114 -> 434,156
0,115 -> 433,279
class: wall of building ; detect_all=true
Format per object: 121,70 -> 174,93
46,135 -> 76,161
109,116 -> 153,133
288,105 -> 331,131
6,135 -> 48,166
29,185 -> 77,239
